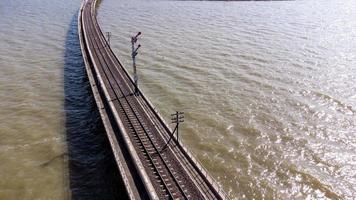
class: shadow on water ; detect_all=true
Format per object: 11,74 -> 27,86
64,12 -> 127,199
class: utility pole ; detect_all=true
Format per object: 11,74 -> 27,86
160,111 -> 184,153
106,32 -> 111,46
131,32 -> 141,96
171,111 -> 184,142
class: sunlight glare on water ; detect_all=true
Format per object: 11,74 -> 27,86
97,0 -> 356,199
0,0 -> 355,199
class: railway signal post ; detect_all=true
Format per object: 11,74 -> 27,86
131,32 -> 141,96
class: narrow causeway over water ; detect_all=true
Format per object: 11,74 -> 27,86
0,0 -> 355,199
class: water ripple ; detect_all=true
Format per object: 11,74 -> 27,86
98,0 -> 356,199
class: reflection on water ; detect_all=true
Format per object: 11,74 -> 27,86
0,0 -> 124,199
0,0 -> 355,199
98,0 -> 356,199
64,13 -> 125,199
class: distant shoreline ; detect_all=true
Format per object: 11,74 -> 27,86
177,0 -> 291,1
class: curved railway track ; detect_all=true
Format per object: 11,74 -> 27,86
78,0 -> 229,199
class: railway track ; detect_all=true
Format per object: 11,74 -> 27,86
79,0 -> 229,199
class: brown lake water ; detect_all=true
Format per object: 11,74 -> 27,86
0,0 -> 355,199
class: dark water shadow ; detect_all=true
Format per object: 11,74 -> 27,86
64,12 -> 127,200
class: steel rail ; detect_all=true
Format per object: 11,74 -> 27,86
90,15 -> 223,199
81,2 -> 159,199
90,20 -> 217,199
84,7 -> 190,199
88,11 -> 226,200
78,3 -> 140,199
83,5 -> 176,199
84,3 -> 193,199
80,0 -> 229,199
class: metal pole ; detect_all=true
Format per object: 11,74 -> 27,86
176,111 -> 179,142
106,32 -> 111,46
131,32 -> 141,96
131,38 -> 136,93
